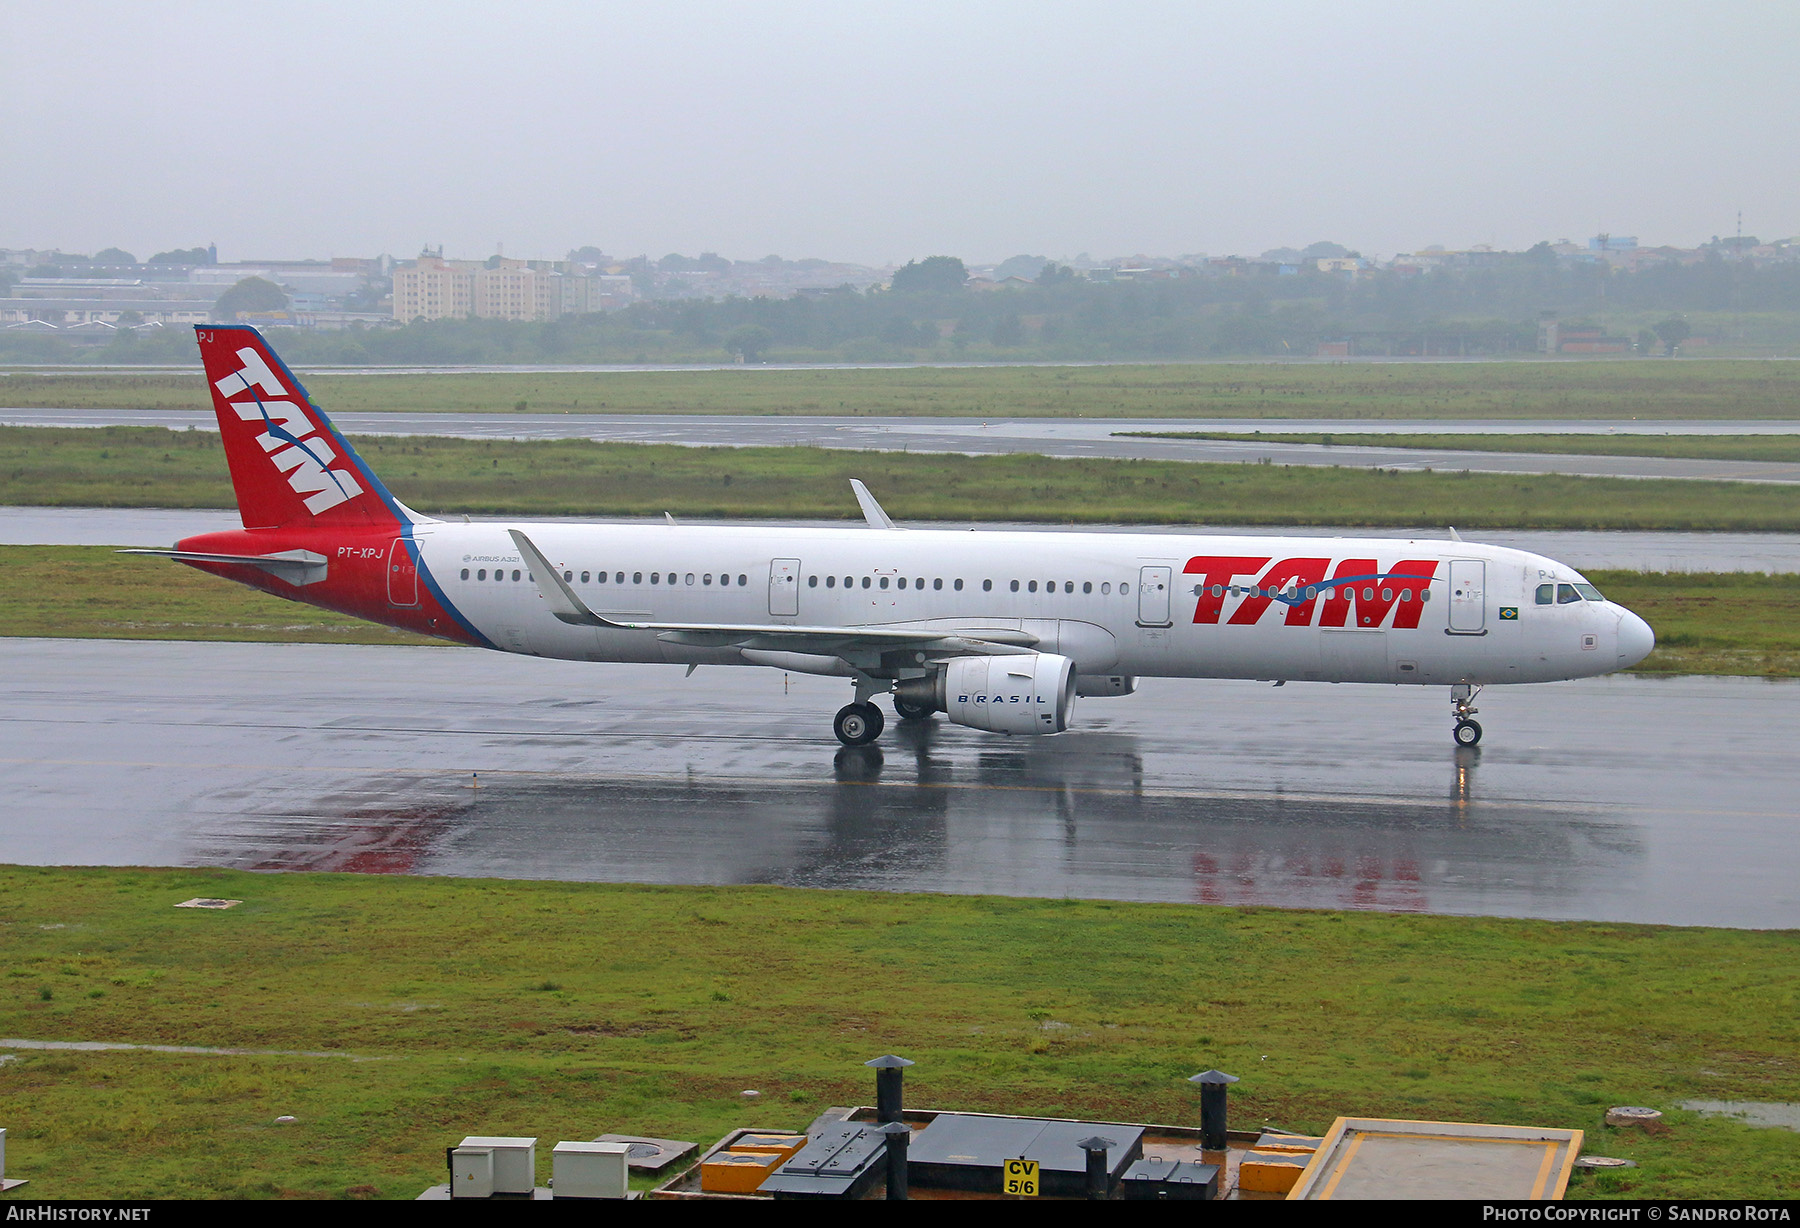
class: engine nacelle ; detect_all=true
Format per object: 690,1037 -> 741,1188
904,653 -> 1076,735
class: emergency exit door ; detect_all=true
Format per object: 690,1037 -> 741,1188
1136,565 -> 1172,627
769,558 -> 800,616
387,538 -> 418,607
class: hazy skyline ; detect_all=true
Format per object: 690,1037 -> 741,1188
6,1 -> 1796,265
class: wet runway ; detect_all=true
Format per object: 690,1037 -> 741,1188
8,408 -> 1800,484
7,638 -> 1796,929
5,506 -> 1794,572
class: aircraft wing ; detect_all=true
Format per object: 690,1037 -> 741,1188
509,530 -> 1036,657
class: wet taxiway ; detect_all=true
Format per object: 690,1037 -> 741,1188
7,638 -> 1796,929
8,408 -> 1800,484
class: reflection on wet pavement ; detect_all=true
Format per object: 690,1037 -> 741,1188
6,640 -> 1796,928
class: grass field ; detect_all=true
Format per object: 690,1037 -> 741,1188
7,425 -> 1800,531
1,548 -> 1792,678
0,866 -> 1794,1200
1122,430 -> 1800,463
3,357 -> 1799,419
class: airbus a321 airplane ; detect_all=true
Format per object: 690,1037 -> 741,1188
133,326 -> 1655,748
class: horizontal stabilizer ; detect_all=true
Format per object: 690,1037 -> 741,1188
120,547 -> 328,586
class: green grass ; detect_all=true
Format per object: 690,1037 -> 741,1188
3,357 -> 1798,418
1122,430 -> 1800,463
1589,571 -> 1800,677
1,550 -> 1793,679
0,866 -> 1793,1199
0,546 -> 438,645
7,424 -> 1800,530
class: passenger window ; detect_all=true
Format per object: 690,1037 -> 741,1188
1121,583 -> 1130,594
651,573 -> 660,585
896,577 -> 906,590
807,575 -> 817,587
632,572 -> 642,584
983,579 -> 992,591
1101,582 -> 1111,595
825,575 -> 835,588
954,579 -> 963,591
686,573 -> 695,585
880,577 -> 890,589
461,568 -> 470,580
915,578 -> 924,589
475,569 -> 484,581
738,574 -> 747,586
1028,581 -> 1038,592
862,577 -> 871,589
1083,581 -> 1092,594
512,570 -> 521,582
581,571 -> 590,583
934,578 -> 943,590
1010,580 -> 1020,592
1557,583 -> 1581,604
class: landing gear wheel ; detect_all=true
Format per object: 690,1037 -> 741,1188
1453,718 -> 1483,747
834,702 -> 885,746
892,694 -> 933,722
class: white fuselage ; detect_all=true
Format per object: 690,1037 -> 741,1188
415,521 -> 1649,688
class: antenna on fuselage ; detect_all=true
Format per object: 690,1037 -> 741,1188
1448,526 -> 1463,541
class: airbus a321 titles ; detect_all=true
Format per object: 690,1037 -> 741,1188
132,327 -> 1656,749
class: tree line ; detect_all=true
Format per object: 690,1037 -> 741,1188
6,253 -> 1799,364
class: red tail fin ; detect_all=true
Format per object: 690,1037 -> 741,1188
195,325 -> 402,530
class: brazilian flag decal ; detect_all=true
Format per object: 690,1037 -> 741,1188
1499,607 -> 1519,620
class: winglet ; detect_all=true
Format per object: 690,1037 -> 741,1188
850,479 -> 900,530
509,530 -> 622,627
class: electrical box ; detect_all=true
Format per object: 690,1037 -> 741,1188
552,1141 -> 629,1199
459,1136 -> 537,1195
450,1147 -> 494,1199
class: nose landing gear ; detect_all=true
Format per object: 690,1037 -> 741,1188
1451,683 -> 1483,746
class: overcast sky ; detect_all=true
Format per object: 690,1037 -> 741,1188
5,1 -> 1795,266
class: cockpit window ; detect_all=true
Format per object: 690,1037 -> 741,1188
1556,583 -> 1582,604
1574,583 -> 1604,601
1536,584 -> 1555,605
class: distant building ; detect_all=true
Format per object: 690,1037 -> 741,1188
392,255 -> 479,322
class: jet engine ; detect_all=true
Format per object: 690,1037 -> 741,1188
895,653 -> 1077,735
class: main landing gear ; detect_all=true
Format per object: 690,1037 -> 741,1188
1451,683 -> 1483,747
833,702 -> 885,747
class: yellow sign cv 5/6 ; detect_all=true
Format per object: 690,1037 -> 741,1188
1003,1157 -> 1039,1196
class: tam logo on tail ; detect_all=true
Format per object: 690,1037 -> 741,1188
213,345 -> 364,515
195,326 -> 398,530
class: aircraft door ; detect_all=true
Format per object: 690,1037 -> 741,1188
769,558 -> 801,617
1448,559 -> 1486,633
386,537 -> 418,607
1136,565 -> 1172,627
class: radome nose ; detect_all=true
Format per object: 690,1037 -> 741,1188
1617,609 -> 1655,668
